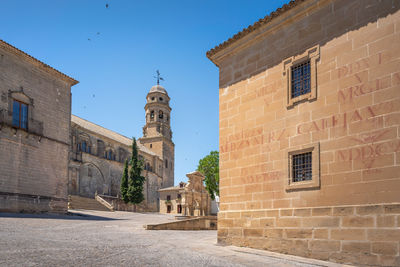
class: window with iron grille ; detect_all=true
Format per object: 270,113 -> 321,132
292,152 -> 312,182
286,143 -> 320,191
291,60 -> 311,98
283,45 -> 319,108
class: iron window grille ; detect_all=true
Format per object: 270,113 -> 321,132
291,60 -> 311,98
283,45 -> 319,108
292,152 -> 312,182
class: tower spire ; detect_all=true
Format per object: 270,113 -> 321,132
154,70 -> 164,85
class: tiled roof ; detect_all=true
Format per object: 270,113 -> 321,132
0,39 -> 78,85
71,115 -> 156,156
206,0 -> 306,59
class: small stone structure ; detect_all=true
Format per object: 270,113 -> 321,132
159,171 -> 211,216
146,216 -> 217,231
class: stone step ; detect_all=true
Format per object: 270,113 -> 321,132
68,195 -> 111,211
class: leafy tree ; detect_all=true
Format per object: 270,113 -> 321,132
197,151 -> 219,200
120,160 -> 129,203
126,138 -> 145,208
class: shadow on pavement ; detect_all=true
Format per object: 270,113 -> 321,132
0,211 -> 122,221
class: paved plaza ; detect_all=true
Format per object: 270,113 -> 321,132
0,211 -> 344,267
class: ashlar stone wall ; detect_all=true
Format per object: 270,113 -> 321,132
210,0 -> 400,265
0,41 -> 76,213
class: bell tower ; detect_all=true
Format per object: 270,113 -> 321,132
139,83 -> 174,188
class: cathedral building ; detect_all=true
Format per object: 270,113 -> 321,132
68,84 -> 175,211
0,37 -> 174,213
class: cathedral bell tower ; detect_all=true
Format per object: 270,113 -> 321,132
139,83 -> 174,188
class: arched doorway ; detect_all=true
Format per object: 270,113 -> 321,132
79,162 -> 105,198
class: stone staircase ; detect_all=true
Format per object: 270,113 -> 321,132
68,195 -> 112,211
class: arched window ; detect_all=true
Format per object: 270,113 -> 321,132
104,149 -> 115,160
150,110 -> 154,120
165,159 -> 168,169
159,110 -> 163,119
82,141 -> 87,152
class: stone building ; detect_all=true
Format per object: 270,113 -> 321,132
0,39 -> 78,213
207,0 -> 400,266
68,84 -> 174,211
159,171 -> 211,216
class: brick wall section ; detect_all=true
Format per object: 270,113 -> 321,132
0,45 -> 74,213
211,0 -> 400,265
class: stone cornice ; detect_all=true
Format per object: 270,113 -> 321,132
206,0 -> 324,66
144,102 -> 172,112
0,39 -> 78,86
139,136 -> 175,147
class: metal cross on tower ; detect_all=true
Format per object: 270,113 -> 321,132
154,70 -> 164,85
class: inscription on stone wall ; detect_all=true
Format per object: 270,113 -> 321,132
220,51 -> 398,173
220,128 -> 287,153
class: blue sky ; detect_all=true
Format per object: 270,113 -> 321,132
1,0 -> 289,184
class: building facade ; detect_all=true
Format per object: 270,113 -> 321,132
0,40 -> 78,213
159,171 -> 211,216
207,0 -> 400,266
68,84 -> 175,211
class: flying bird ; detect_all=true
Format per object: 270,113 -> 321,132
106,3 -> 109,8
88,38 -> 91,41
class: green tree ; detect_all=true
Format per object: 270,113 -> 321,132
126,138 -> 145,209
120,159 -> 129,203
197,151 -> 219,200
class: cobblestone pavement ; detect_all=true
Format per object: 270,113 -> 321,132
0,210 -> 345,267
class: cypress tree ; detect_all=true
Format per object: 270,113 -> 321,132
126,137 -> 145,210
120,159 -> 129,203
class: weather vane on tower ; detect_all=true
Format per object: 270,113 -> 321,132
154,70 -> 164,85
